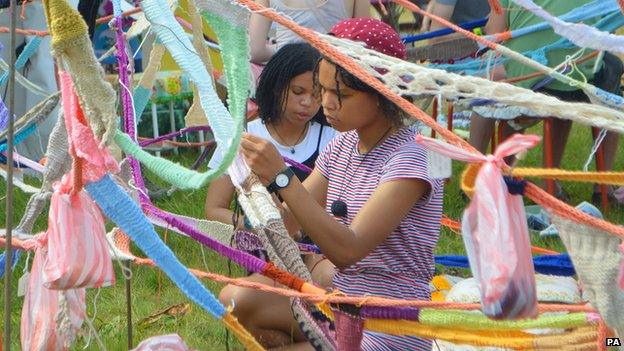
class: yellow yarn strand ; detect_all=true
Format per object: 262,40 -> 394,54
532,326 -> 597,349
222,312 -> 266,351
512,168 -> 624,186
365,319 -> 535,349
461,163 -> 624,198
365,319 -> 598,350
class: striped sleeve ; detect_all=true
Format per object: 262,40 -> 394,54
379,142 -> 436,204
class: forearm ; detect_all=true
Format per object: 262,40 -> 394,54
250,44 -> 276,64
278,178 -> 359,268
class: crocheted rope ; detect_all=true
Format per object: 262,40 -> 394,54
511,168 -> 624,186
0,59 -> 49,96
319,34 -> 624,134
222,312 -> 265,351
0,36 -> 42,87
365,319 -> 597,349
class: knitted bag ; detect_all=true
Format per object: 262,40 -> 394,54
42,177 -> 115,289
21,238 -> 86,351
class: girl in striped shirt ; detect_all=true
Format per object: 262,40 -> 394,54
231,19 -> 444,350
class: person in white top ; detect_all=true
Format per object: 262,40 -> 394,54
206,42 -> 337,285
249,0 -> 370,63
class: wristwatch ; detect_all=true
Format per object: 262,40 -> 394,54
267,167 -> 295,194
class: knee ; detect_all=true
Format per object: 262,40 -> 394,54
219,284 -> 254,322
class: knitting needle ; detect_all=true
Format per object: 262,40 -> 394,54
3,0 -> 18,348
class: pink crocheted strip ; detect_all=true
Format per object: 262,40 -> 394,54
59,71 -> 119,184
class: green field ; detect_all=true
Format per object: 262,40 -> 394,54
0,123 -> 622,350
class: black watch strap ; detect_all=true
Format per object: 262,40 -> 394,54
267,167 -> 295,194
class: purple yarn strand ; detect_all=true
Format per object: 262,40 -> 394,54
360,306 -> 420,320
142,203 -> 267,273
139,125 -> 213,147
114,16 -> 135,139
284,156 -> 312,174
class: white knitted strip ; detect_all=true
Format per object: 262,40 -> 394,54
319,34 -> 624,134
511,0 -> 624,55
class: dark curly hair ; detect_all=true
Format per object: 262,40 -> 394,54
255,42 -> 327,126
312,58 -> 406,126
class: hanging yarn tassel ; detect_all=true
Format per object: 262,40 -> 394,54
488,0 -> 503,15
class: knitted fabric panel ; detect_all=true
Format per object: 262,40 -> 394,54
43,0 -> 117,146
133,43 -> 165,122
85,174 -> 227,318
319,34 -> 624,134
0,92 -> 61,142
292,299 -> 337,351
0,124 -> 36,153
15,115 -> 71,235
333,308 -> 363,351
552,214 -> 624,338
237,175 -> 311,281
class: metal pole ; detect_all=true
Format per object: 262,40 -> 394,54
4,0 -> 19,348
124,261 -> 133,349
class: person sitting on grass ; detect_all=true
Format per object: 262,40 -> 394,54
205,42 -> 338,287
221,18 -> 444,350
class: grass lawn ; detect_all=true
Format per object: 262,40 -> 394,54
0,123 -> 622,350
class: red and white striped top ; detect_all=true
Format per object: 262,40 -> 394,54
316,127 -> 444,300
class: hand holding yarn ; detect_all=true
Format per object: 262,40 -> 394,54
240,133 -> 287,185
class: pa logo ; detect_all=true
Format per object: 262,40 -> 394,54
606,337 -> 622,347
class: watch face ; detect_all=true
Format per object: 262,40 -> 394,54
276,173 -> 289,188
